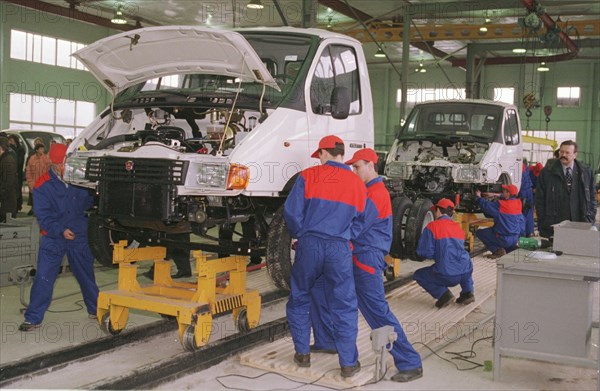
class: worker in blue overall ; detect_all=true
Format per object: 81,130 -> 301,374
414,198 -> 475,308
475,184 -> 525,259
19,144 -> 99,331
284,135 -> 366,378
519,162 -> 535,237
310,148 -> 423,383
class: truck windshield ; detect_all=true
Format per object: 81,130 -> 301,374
399,103 -> 503,142
115,33 -> 315,107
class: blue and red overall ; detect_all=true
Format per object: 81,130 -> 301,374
311,177 -> 422,371
519,163 -> 535,236
24,169 -> 98,324
475,195 -> 525,253
414,215 -> 474,300
284,161 -> 366,367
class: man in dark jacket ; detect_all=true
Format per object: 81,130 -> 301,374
536,140 -> 597,239
0,137 -> 18,222
8,135 -> 26,211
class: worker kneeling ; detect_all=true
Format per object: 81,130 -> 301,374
475,184 -> 525,259
414,199 -> 475,309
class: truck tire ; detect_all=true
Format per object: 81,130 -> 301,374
404,198 -> 434,261
266,205 -> 293,291
88,215 -> 146,267
390,196 -> 413,259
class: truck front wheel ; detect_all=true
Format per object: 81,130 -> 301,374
87,215 -> 147,267
266,205 -> 294,291
404,198 -> 435,261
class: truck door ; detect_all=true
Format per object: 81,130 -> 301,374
306,43 -> 371,157
499,109 -> 523,188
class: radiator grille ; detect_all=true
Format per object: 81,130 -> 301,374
86,157 -> 188,185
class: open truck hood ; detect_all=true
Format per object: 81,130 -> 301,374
73,26 -> 279,93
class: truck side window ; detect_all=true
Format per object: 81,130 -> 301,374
310,45 -> 361,115
503,110 -> 520,145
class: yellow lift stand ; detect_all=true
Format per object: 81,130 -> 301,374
96,240 -> 261,351
454,212 -> 494,252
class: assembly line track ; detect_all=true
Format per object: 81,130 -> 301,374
0,270 -> 417,388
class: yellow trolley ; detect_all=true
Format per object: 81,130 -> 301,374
96,240 -> 261,351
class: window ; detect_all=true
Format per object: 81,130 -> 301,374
310,45 -> 361,115
493,88 -> 515,104
396,87 -> 466,111
503,110 -> 520,145
557,87 -> 580,107
10,29 -> 86,70
9,93 -> 96,138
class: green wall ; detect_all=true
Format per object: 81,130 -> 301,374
2,3 -> 598,167
0,3 -> 117,129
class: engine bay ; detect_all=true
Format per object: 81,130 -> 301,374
393,140 -> 489,165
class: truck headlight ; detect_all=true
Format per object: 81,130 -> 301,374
386,162 -> 410,180
457,166 -> 480,182
64,156 -> 89,182
196,163 -> 227,188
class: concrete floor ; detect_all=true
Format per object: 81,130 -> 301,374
1,203 -> 599,390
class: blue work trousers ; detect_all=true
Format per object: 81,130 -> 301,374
413,265 -> 474,300
25,236 -> 99,324
311,251 -> 422,371
475,228 -> 518,253
286,235 -> 358,367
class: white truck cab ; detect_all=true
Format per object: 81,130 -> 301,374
64,26 -> 374,289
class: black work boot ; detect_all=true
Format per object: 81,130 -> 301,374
435,290 -> 455,309
456,292 -> 475,305
340,361 -> 361,378
294,352 -> 310,368
391,367 -> 423,382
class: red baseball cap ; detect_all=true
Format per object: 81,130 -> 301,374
345,148 -> 378,165
311,135 -> 344,158
49,143 -> 68,164
501,184 -> 518,196
430,198 -> 455,211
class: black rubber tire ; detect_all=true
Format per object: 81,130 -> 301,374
389,196 -> 413,259
181,325 -> 199,352
265,205 -> 293,291
236,308 -> 249,333
100,313 -> 122,336
385,266 -> 395,282
404,198 -> 434,261
87,215 -> 147,268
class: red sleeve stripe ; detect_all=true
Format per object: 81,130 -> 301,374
302,166 -> 366,212
428,219 -> 465,240
353,255 -> 375,275
499,199 -> 522,214
34,172 -> 51,189
367,182 -> 392,219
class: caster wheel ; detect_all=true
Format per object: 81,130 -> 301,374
385,266 -> 395,282
181,325 -> 200,352
100,313 -> 122,336
236,308 -> 250,333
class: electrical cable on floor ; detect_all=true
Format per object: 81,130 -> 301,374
215,360 -> 379,391
47,299 -> 85,313
413,335 -> 493,371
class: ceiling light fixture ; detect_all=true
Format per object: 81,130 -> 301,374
512,48 -> 527,54
326,16 -> 333,31
374,47 -> 386,58
111,4 -> 127,24
247,0 -> 264,9
537,62 -> 550,72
